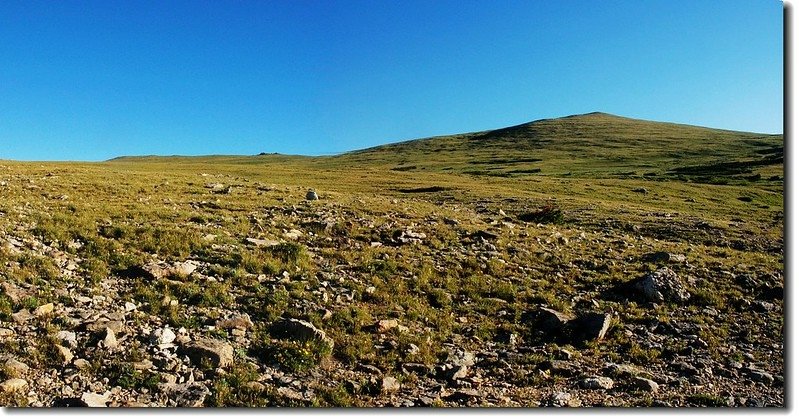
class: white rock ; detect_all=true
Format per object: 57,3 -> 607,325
81,391 -> 111,407
151,327 -> 177,345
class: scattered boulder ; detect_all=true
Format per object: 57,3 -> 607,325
83,318 -> 125,334
245,237 -> 281,247
216,314 -> 254,331
534,307 -> 573,335
32,302 -> 54,317
570,312 -> 612,343
54,345 -> 74,365
80,391 -> 111,407
631,376 -> 659,392
150,327 -> 177,346
56,330 -> 78,348
441,365 -> 469,382
745,368 -> 774,385
180,338 -> 234,369
3,359 -> 29,377
160,382 -> 211,407
101,327 -> 117,350
633,267 -> 690,303
373,319 -> 409,333
578,376 -> 614,390
270,318 -> 334,350
549,391 -> 581,407
0,378 -> 28,394
381,376 -> 401,393
643,252 -> 686,264
11,309 -> 33,324
306,190 -> 319,200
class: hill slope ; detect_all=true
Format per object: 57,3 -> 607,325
330,112 -> 783,183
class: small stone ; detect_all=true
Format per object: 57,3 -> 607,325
3,359 -> 29,377
443,365 -> 469,382
11,309 -> 33,324
374,319 -> 409,333
535,307 -> 573,334
173,261 -> 199,277
216,314 -> 254,331
277,387 -> 304,401
270,318 -> 334,350
746,368 -> 774,384
551,391 -> 581,407
160,382 -> 210,407
102,327 -> 117,349
570,312 -> 612,342
245,381 -> 265,392
179,338 -> 234,369
132,360 -> 154,371
56,330 -> 78,348
124,302 -> 137,312
578,376 -> 614,390
381,376 -> 401,393
151,327 -> 177,345
306,190 -> 319,200
33,303 -> 54,317
55,345 -> 74,365
634,267 -> 690,303
80,391 -> 111,407
631,376 -> 659,392
74,359 -> 91,370
0,378 -> 28,394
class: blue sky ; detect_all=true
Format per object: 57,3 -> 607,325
0,0 -> 783,161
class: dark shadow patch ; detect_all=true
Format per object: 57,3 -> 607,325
397,186 -> 451,193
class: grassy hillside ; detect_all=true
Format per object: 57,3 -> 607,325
0,113 -> 783,407
332,112 -> 783,183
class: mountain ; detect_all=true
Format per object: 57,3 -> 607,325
329,112 -> 782,183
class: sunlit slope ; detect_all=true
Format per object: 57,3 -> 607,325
329,112 -> 783,183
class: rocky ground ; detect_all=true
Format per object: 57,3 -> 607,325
0,168 -> 785,407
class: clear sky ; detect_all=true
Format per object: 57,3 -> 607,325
0,0 -> 783,161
